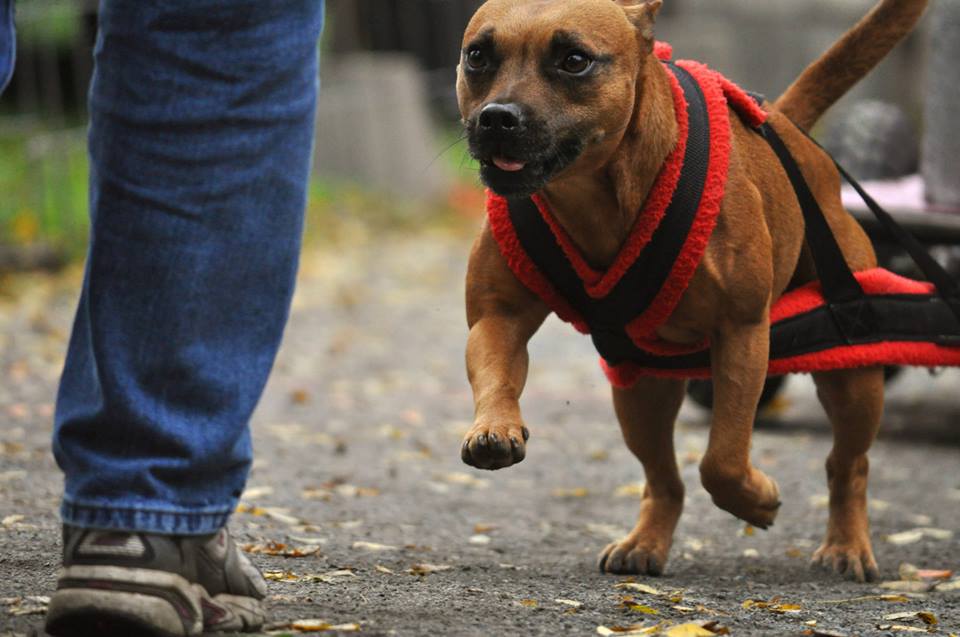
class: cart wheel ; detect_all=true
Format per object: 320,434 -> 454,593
686,376 -> 787,412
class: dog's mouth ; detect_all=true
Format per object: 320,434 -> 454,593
472,137 -> 584,198
489,156 -> 528,172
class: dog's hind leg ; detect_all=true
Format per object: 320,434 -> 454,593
599,377 -> 686,576
810,367 -> 884,582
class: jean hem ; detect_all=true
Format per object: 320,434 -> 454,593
61,498 -> 234,535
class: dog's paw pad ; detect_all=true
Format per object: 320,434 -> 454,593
598,539 -> 667,576
461,424 -> 527,470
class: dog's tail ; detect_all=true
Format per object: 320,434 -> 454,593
774,0 -> 928,131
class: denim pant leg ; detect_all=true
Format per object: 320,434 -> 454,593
53,0 -> 325,535
0,0 -> 14,93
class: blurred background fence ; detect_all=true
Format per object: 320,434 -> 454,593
0,0 -> 937,270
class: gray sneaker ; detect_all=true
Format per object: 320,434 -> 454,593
44,525 -> 267,637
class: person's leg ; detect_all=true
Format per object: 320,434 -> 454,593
46,1 -> 324,634
57,0 -> 323,536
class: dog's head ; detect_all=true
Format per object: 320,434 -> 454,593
457,0 -> 662,198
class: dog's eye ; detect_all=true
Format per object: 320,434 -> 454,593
466,47 -> 489,71
560,51 -> 593,75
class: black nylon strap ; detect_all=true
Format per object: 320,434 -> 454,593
757,123 -> 865,304
507,63 -> 712,363
835,161 -> 960,311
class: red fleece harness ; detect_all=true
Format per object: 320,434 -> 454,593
487,43 -> 960,386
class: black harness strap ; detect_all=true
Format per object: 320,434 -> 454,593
504,67 -> 960,374
507,63 -> 711,364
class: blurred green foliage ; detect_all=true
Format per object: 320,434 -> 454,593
0,129 -> 90,258
14,0 -> 84,46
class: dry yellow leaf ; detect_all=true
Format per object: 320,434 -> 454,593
664,624 -> 716,637
552,487 -> 589,498
616,582 -> 663,596
519,599 -> 539,608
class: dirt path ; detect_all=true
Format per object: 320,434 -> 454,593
1,229 -> 958,636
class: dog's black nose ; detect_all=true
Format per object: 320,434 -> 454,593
478,103 -> 523,132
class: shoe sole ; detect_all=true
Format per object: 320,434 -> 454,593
45,565 -> 203,637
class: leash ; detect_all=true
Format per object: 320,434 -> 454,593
752,107 -> 960,342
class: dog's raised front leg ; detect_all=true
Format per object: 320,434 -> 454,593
462,228 -> 549,470
599,377 -> 686,576
810,367 -> 883,582
700,315 -> 782,529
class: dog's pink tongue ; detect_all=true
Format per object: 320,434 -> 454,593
492,157 -> 526,172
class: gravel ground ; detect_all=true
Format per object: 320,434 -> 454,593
1,227 -> 958,636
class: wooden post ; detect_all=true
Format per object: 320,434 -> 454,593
922,0 -> 960,211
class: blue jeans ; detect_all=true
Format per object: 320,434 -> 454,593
0,0 -> 13,93
12,0 -> 324,535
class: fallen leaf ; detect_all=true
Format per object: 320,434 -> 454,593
333,484 -> 380,498
2,515 -> 24,528
235,505 -> 302,526
664,624 -> 715,637
618,594 -> 661,613
742,598 -> 802,613
408,563 -> 451,576
820,594 -> 910,604
590,449 -> 610,461
518,599 -> 538,608
469,534 -> 491,545
616,583 -> 664,596
241,486 -> 274,500
555,599 -> 583,608
4,596 -> 50,617
290,389 -> 311,404
742,524 -> 755,537
877,625 -> 928,633
916,569 -> 953,580
881,611 -> 937,625
935,578 -> 960,592
351,541 -> 397,552
879,580 -> 934,593
305,569 -> 356,584
289,619 -> 361,632
473,523 -> 497,534
287,535 -> 328,546
886,527 -> 954,545
375,565 -> 394,574
552,487 -> 589,498
242,541 -> 321,558
264,570 -> 300,582
615,482 -> 646,498
742,549 -> 759,558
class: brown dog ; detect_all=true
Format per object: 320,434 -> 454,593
457,0 -> 929,581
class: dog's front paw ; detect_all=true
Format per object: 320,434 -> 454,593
460,423 -> 529,470
812,537 -> 879,583
598,535 -> 670,576
701,464 -> 782,529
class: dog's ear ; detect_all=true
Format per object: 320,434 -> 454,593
615,0 -> 662,42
